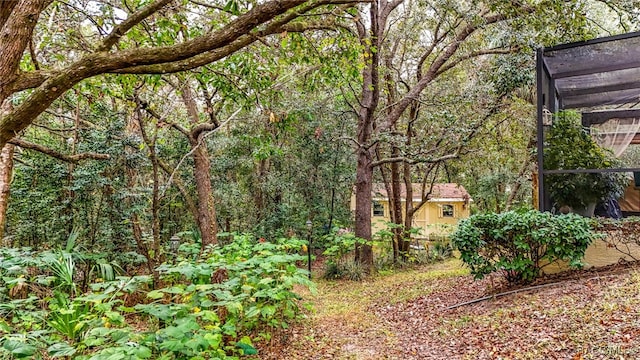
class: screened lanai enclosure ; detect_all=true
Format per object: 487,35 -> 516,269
537,31 -> 640,215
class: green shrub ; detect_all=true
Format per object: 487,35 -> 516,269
429,240 -> 452,261
322,261 -> 342,280
321,229 -> 371,280
323,259 -> 366,281
322,229 -> 361,261
339,260 -> 366,281
451,210 -> 598,283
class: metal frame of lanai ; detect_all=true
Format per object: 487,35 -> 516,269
537,31 -> 640,211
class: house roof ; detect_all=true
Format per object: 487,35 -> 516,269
372,183 -> 471,202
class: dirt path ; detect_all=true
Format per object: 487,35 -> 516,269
259,260 -> 640,359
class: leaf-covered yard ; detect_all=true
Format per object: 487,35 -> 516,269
259,259 -> 640,359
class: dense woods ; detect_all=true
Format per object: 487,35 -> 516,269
1,0 -> 639,358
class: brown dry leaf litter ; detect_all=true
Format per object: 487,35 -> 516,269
257,259 -> 640,360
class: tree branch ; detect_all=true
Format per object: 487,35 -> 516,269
9,2 -> 355,90
1,0 -> 361,146
9,138 -> 110,163
436,47 -> 519,77
0,0 -> 52,98
112,9 -> 346,75
370,146 -> 464,168
135,95 -> 192,138
0,0 -> 19,30
191,123 -> 219,140
416,19 -> 444,80
377,8 -> 530,135
188,0 -> 225,11
96,0 -> 175,52
160,108 -> 240,198
370,156 -> 416,167
8,70 -> 54,93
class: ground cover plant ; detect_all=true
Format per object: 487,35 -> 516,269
0,235 -> 312,359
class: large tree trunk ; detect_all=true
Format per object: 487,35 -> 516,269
352,0 -> 383,272
0,101 -> 15,242
0,144 -> 15,241
192,139 -> 218,248
354,148 -> 374,272
180,84 -> 218,249
0,0 -> 50,104
0,1 -> 20,29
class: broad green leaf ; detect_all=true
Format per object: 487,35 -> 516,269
48,342 -> 77,357
3,340 -> 36,358
146,290 -> 164,299
236,342 -> 258,355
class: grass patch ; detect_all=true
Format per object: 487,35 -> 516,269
311,258 -> 468,316
286,256 -> 472,351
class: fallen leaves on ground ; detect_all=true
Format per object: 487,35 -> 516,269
257,259 -> 640,360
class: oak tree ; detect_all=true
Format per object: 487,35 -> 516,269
0,0 -> 360,146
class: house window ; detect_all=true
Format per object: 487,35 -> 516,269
442,204 -> 454,218
373,201 -> 384,217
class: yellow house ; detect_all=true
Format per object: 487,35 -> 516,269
351,183 -> 472,239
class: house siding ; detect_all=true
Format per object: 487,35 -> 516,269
366,199 -> 470,238
543,238 -> 640,274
